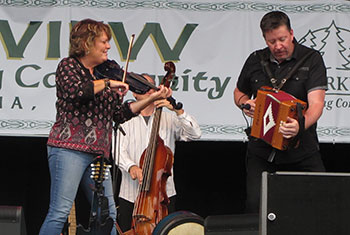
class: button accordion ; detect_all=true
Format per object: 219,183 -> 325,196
251,86 -> 307,150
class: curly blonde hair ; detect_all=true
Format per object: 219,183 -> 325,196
69,19 -> 111,57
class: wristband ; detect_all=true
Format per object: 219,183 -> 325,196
237,94 -> 247,106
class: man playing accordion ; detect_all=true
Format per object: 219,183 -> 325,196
233,11 -> 327,213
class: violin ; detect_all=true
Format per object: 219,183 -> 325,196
95,59 -> 154,95
95,59 -> 183,110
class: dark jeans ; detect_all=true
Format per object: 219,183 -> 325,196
117,196 -> 176,232
245,151 -> 325,213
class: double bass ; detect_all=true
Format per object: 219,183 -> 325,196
123,62 -> 176,235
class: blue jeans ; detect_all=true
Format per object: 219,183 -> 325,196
39,146 -> 117,235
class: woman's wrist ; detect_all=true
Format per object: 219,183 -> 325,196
104,78 -> 110,90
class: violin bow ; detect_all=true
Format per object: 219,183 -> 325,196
113,34 -> 136,235
122,34 -> 135,83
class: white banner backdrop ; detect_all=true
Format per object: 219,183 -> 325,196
1,0 -> 350,143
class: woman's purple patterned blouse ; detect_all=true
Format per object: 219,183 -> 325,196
47,57 -> 136,158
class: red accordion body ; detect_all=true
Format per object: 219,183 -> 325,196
251,86 -> 307,150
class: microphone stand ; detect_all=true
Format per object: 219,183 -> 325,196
112,33 -> 134,198
111,34 -> 136,235
112,117 -> 126,197
111,97 -> 128,235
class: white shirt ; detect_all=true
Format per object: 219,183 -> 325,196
114,110 -> 201,203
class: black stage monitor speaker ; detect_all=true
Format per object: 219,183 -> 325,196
0,206 -> 26,235
204,213 -> 258,235
260,172 -> 350,235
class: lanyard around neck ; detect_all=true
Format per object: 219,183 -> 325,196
258,50 -> 314,90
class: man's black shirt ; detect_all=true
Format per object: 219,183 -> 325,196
236,40 -> 327,163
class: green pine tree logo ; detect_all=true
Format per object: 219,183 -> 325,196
299,20 -> 350,71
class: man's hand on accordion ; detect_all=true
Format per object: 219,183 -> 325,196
279,116 -> 299,139
242,98 -> 256,118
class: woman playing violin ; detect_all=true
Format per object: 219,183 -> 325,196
40,19 -> 171,235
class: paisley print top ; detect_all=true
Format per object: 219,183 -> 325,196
47,57 -> 136,158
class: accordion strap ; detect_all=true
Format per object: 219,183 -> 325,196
258,49 -> 315,90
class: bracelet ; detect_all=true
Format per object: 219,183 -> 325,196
104,79 -> 110,90
237,94 -> 247,106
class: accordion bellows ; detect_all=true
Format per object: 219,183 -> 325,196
251,86 -> 307,150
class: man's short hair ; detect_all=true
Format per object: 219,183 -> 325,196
260,11 -> 291,37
